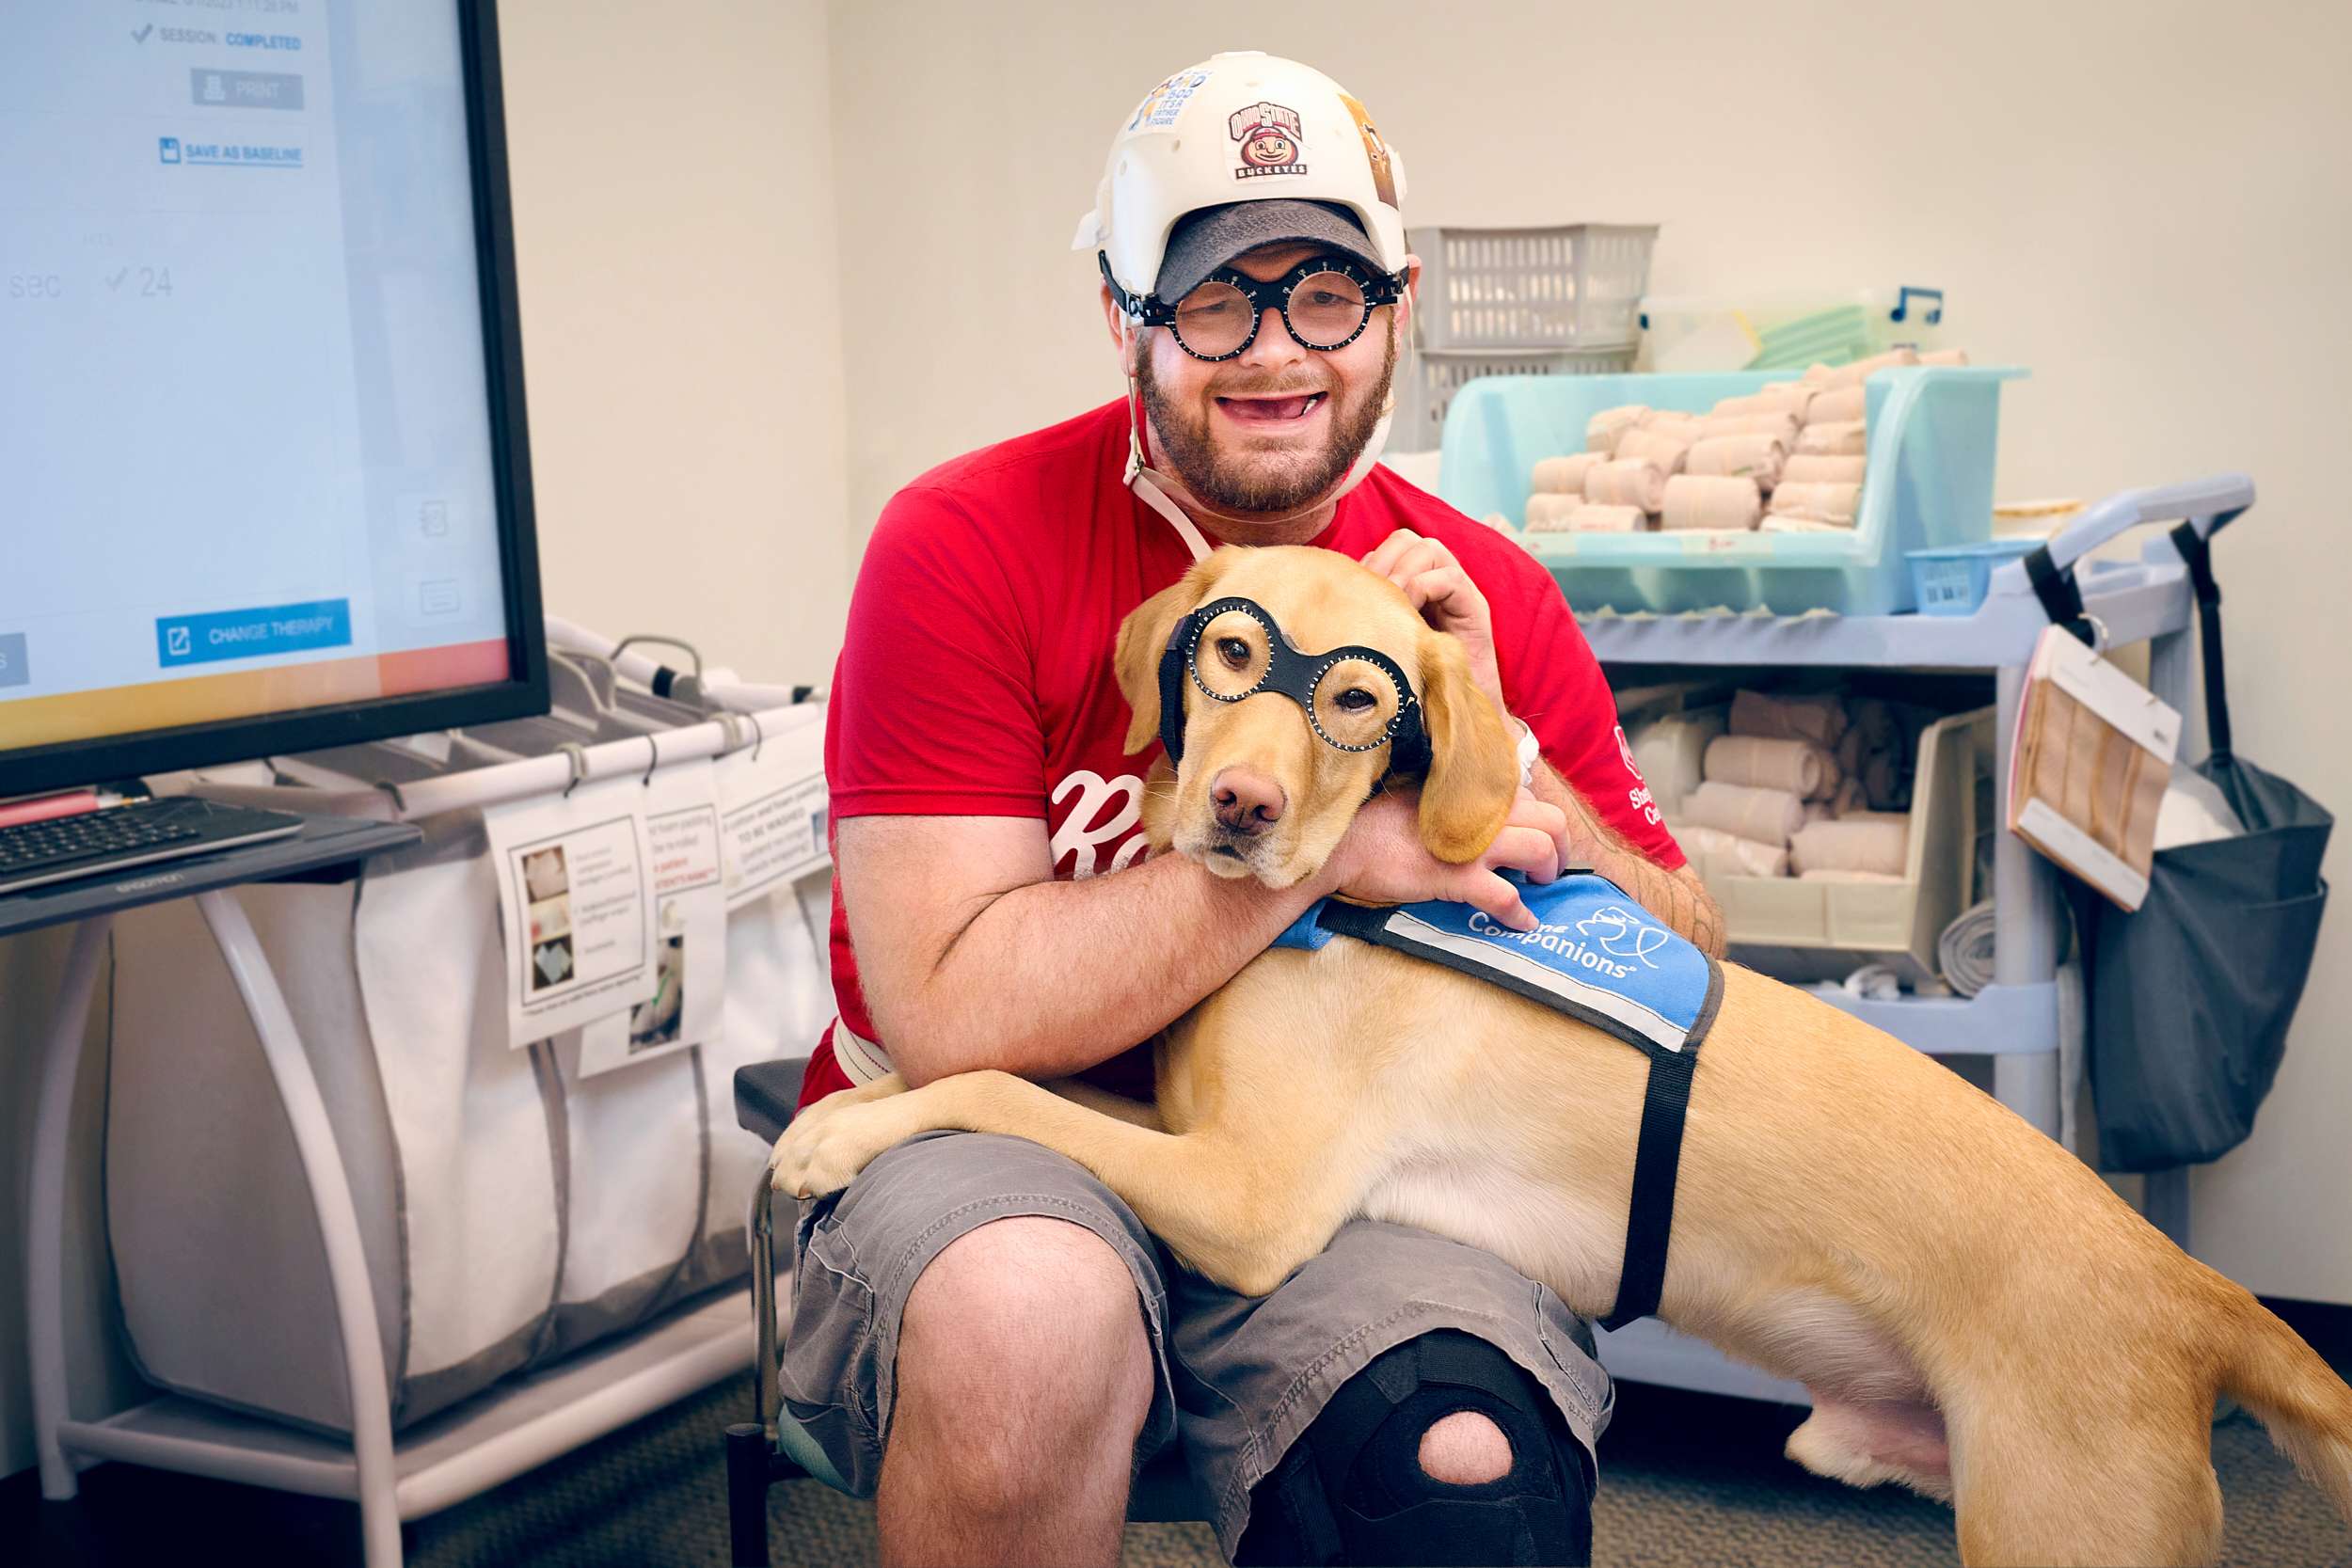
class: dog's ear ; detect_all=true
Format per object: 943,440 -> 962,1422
1414,631 -> 1520,863
1113,552 -> 1229,756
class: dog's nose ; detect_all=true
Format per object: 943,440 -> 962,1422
1211,768 -> 1286,834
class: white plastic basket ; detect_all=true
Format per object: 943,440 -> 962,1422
1392,346 -> 1636,453
1409,224 -> 1659,352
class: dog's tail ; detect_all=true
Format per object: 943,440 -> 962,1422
2218,1291 -> 2352,1523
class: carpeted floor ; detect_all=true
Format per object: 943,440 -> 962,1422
17,1374 -> 2350,1566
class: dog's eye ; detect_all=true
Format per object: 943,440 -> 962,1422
1334,688 -> 1375,713
1216,638 -> 1251,670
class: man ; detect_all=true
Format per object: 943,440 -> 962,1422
780,52 -> 1723,1567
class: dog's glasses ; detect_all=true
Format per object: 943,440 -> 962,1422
1104,254 -> 1404,363
1155,596 -> 1429,775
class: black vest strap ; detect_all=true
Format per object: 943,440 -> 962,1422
1599,1044 -> 1697,1331
2169,521 -> 2233,766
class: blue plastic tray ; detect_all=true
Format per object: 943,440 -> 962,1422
1436,366 -> 2026,615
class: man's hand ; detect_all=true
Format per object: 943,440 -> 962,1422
1319,787 -> 1567,931
1360,530 -> 1505,714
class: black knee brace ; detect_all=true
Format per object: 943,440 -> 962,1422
1233,1330 -> 1594,1567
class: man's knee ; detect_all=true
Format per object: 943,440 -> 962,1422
897,1216 -> 1154,1452
1235,1330 -> 1595,1566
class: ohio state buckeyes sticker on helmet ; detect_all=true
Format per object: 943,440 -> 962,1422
1230,101 -> 1306,180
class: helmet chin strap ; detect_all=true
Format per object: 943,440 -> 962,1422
1120,318 -> 1396,562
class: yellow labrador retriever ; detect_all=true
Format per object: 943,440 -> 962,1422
773,545 -> 2352,1566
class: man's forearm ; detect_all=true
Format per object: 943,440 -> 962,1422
880,850 -> 1327,1088
1529,759 -> 1727,958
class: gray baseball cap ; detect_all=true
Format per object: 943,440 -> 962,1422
1154,198 -> 1386,302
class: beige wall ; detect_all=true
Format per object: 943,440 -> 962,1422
501,0 -> 851,688
823,0 -> 2352,1296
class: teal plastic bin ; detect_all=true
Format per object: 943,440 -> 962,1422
1436,366 -> 2026,615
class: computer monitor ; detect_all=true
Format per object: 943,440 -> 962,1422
0,0 -> 548,800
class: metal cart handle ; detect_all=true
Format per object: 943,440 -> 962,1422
2040,472 -> 2254,572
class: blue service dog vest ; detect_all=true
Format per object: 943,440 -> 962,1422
1274,874 -> 1722,1328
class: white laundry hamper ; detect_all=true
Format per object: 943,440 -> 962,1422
102,688 -> 834,1437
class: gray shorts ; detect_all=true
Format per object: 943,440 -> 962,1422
775,1129 -> 1614,1556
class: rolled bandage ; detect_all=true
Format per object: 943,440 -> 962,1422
1672,822 -> 1789,879
1700,411 -> 1802,448
1641,408 -> 1706,439
1565,502 -> 1647,532
1729,689 -> 1849,748
1789,816 -> 1910,878
1583,456 -> 1668,513
1760,515 -> 1852,533
1802,361 -> 1837,387
1820,347 -> 1919,389
1838,808 -> 1912,829
1704,735 -> 1840,800
1830,777 -> 1868,817
1772,481 -> 1864,524
1586,404 -> 1648,454
1685,435 -> 1788,490
1781,454 -> 1867,486
1660,474 -> 1762,531
1616,427 -> 1694,474
1684,780 -> 1807,847
1920,349 -> 1971,367
1710,386 -> 1814,422
1805,385 -> 1867,426
1796,420 -> 1867,457
1532,452 -> 1602,495
1521,492 -> 1582,531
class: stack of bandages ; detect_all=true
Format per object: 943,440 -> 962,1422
1666,689 -> 1924,884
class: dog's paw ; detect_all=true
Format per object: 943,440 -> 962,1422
770,1094 -> 908,1199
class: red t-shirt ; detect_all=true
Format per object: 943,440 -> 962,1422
798,398 -> 1680,1111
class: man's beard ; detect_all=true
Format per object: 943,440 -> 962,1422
1137,333 -> 1396,516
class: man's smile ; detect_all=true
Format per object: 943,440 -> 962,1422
1216,391 -> 1327,426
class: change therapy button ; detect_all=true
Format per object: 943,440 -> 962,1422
156,598 -> 351,668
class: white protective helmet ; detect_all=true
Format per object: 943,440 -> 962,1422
1075,53 -> 1413,538
1074,51 -> 1410,309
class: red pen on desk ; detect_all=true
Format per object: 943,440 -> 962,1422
0,790 -> 108,830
